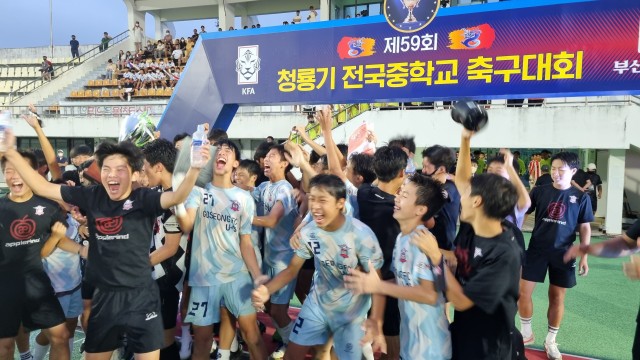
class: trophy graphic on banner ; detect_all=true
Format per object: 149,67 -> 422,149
400,0 -> 421,23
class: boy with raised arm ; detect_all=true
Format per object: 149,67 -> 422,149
177,139 -> 267,360
252,174 -> 386,360
345,173 -> 451,359
1,133 -> 206,360
411,128 -> 523,359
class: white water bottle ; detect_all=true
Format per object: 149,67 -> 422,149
0,111 -> 12,153
191,124 -> 207,168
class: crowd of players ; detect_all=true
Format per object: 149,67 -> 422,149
0,104 -> 639,360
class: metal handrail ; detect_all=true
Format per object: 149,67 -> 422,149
8,29 -> 130,103
0,95 -> 637,118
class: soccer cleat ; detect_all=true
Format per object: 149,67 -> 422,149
522,333 -> 535,345
544,340 -> 563,360
270,343 -> 287,360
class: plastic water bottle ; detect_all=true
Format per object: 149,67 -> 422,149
191,124 -> 207,168
0,111 -> 12,153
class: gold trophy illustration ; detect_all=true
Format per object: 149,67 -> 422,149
400,0 -> 421,23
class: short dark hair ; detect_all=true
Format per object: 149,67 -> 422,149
487,154 -> 519,173
309,174 -> 346,201
253,141 -> 271,162
336,144 -> 348,158
238,159 -> 261,177
422,145 -> 456,172
1,149 -> 37,171
94,141 -> 144,172
216,139 -> 241,162
373,146 -> 407,183
268,144 -> 292,173
70,144 -> 93,158
513,151 -> 521,156
550,151 -> 580,170
470,174 -> 518,220
408,173 -> 446,220
172,132 -> 189,146
142,139 -> 177,173
309,149 -> 323,165
31,148 -> 47,168
348,153 -> 376,184
208,127 -> 228,144
388,136 -> 416,154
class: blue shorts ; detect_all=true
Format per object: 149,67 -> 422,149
57,287 -> 83,319
265,264 -> 296,305
185,274 -> 255,326
289,301 -> 365,360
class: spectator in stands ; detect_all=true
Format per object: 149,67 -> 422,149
99,32 -> 112,52
266,136 -> 275,143
163,30 -> 173,44
171,46 -> 183,67
154,41 -> 165,59
168,67 -> 180,88
283,21 -> 289,25
143,40 -> 154,58
153,69 -> 166,89
229,26 -> 235,30
191,29 -> 199,42
40,56 -> 54,81
173,133 -> 189,150
70,35 -> 80,60
133,50 -> 144,62
218,28 -> 223,31
293,10 -> 302,23
163,40 -> 172,58
252,25 -> 256,28
179,37 -> 187,51
120,78 -> 134,102
308,5 -> 318,21
535,164 -> 553,187
440,0 -> 450,7
243,25 -> 249,29
256,24 -> 261,28
200,25 -> 206,33
132,21 -> 144,53
56,150 -> 68,168
134,69 -> 146,90
67,144 -> 93,172
105,59 -> 117,80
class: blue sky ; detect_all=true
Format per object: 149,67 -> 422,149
0,0 -> 294,49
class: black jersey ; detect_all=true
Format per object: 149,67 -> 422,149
61,185 -> 164,289
452,227 -> 522,360
0,195 -> 65,274
527,184 -> 593,251
357,183 -> 399,280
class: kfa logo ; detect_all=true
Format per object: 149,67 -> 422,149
384,0 -> 439,33
236,45 -> 261,85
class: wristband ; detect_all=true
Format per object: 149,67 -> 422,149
430,255 -> 447,294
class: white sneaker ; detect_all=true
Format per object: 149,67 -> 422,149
179,337 -> 192,360
270,344 -> 287,360
544,340 -> 563,360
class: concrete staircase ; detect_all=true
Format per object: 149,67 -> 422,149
13,41 -> 130,106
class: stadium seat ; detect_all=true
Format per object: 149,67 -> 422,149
70,90 -> 79,98
109,79 -> 118,86
88,80 -> 96,87
95,80 -> 103,86
163,87 -> 173,96
147,88 -> 156,96
92,89 -> 101,98
138,88 -> 148,97
83,90 -> 92,97
110,89 -> 120,98
101,89 -> 110,97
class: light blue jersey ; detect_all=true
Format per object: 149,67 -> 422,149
391,225 -> 451,360
296,216 -> 383,326
252,180 -> 298,268
42,214 -> 82,293
186,184 -> 255,286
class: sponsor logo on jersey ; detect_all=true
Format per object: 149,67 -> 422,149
33,205 -> 46,216
400,248 -> 408,263
339,244 -> 351,259
569,195 -> 577,204
95,216 -> 124,235
10,215 -> 36,241
230,200 -> 240,212
123,199 -> 134,210
145,312 -> 158,321
474,247 -> 483,258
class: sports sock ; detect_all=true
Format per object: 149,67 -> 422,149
520,316 -> 532,337
230,332 -> 239,352
546,325 -> 559,344
20,351 -> 33,360
32,343 -> 49,360
217,349 -> 230,360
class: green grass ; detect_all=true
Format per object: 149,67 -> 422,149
521,233 -> 639,360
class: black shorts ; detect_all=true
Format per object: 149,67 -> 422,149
0,271 -> 66,338
81,280 -> 95,300
85,281 -> 163,354
521,249 -> 577,288
159,285 -> 179,329
301,258 -> 315,270
382,296 -> 400,337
